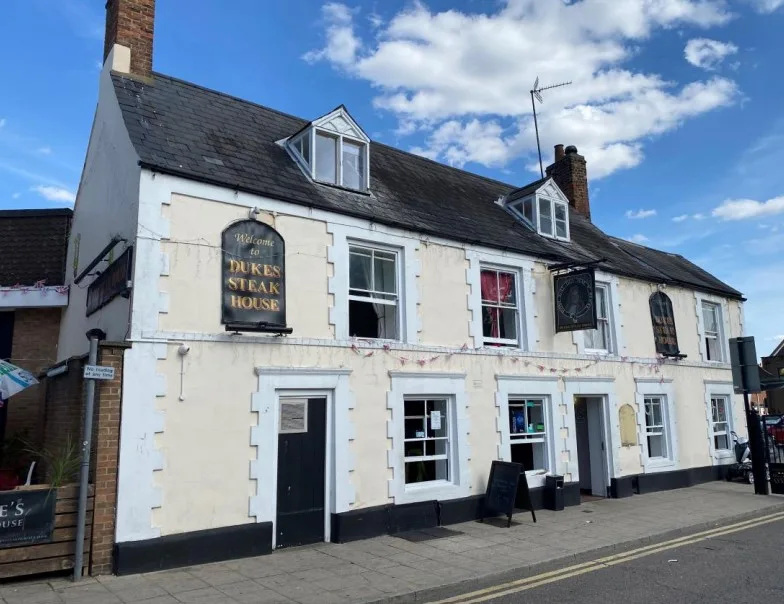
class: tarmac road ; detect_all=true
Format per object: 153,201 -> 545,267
426,512 -> 784,604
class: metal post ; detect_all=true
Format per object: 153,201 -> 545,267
73,331 -> 101,581
531,90 -> 544,178
744,392 -> 769,496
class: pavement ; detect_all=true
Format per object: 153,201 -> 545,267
1,482 -> 783,604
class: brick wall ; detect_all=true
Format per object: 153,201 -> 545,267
546,146 -> 591,220
89,343 -> 126,575
41,342 -> 128,575
104,0 -> 156,78
8,308 -> 63,442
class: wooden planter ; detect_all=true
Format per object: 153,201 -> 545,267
0,484 -> 93,580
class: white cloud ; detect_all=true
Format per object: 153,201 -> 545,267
684,38 -> 738,71
0,118 -> 5,129
747,0 -> 784,13
37,146 -> 52,155
305,1 -> 737,177
693,213 -> 706,220
31,185 -> 75,203
11,192 -> 21,200
625,208 -> 657,219
672,214 -> 689,222
302,3 -> 361,68
712,196 -> 784,220
626,233 -> 650,243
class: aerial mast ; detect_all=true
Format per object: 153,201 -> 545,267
530,78 -> 572,178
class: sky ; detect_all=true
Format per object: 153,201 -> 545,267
1,0 -> 783,354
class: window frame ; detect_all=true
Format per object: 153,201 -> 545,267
508,194 -> 570,242
701,301 -> 724,362
704,381 -> 736,463
573,276 -> 624,357
643,395 -> 669,461
480,267 -> 522,347
696,294 -> 730,364
583,283 -> 613,354
635,379 -> 678,472
290,127 -> 370,191
496,376 -> 559,489
403,398 -> 453,487
388,372 -> 470,504
710,395 -> 731,453
347,243 -> 401,341
508,397 -> 549,473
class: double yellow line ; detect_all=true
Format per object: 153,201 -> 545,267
429,511 -> 784,604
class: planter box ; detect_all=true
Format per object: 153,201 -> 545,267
0,484 -> 93,580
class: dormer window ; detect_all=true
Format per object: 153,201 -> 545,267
505,179 -> 571,242
288,106 -> 370,192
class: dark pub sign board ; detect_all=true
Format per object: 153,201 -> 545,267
221,220 -> 289,332
554,268 -> 597,333
0,489 -> 56,549
86,246 -> 133,316
649,292 -> 681,356
481,461 -> 536,527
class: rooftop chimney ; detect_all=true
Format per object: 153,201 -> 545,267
104,0 -> 155,79
546,144 -> 590,220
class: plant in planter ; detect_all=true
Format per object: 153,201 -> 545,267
24,435 -> 81,488
0,430 -> 34,490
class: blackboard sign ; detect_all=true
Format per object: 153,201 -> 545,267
649,292 -> 680,357
86,246 -> 133,316
221,220 -> 290,333
554,269 -> 596,333
0,489 -> 56,549
769,463 -> 784,496
481,461 -> 536,527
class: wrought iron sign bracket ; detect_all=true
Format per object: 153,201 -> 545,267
547,258 -> 606,275
226,322 -> 293,335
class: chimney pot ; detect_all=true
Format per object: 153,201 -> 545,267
545,144 -> 591,220
554,144 -> 565,162
565,145 -> 578,155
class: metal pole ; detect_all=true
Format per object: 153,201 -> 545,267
531,91 -> 544,178
73,333 -> 100,581
744,392 -> 769,496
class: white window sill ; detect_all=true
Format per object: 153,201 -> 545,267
645,458 -> 676,472
584,348 -> 612,356
399,479 -> 466,504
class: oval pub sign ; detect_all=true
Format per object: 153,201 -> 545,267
221,220 -> 287,330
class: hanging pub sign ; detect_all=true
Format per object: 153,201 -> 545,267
86,246 -> 133,316
221,220 -> 291,333
0,489 -> 56,549
649,291 -> 681,357
554,268 -> 597,333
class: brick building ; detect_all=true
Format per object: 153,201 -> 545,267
0,209 -> 72,444
761,339 -> 784,414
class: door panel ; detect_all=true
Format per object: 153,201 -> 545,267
575,399 -> 592,491
587,398 -> 607,497
276,397 -> 327,548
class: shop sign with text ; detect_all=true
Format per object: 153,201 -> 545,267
221,220 -> 287,330
649,291 -> 680,356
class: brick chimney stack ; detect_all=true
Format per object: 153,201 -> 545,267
546,144 -> 590,220
103,0 -> 155,79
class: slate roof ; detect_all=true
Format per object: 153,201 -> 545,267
0,209 -> 72,286
111,72 -> 743,300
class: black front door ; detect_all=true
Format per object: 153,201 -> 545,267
276,397 -> 326,548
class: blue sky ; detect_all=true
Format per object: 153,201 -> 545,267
1,0 -> 783,353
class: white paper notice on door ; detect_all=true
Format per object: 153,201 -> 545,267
430,410 -> 442,430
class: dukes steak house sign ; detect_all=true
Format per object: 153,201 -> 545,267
221,220 -> 290,332
649,291 -> 680,356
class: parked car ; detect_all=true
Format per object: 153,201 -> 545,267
768,417 -> 784,446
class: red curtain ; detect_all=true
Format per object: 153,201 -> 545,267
481,271 -> 514,339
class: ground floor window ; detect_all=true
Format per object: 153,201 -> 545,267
711,396 -> 731,452
644,396 -> 669,460
404,399 -> 450,485
509,398 -> 547,472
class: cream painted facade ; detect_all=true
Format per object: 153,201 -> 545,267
67,169 -> 744,544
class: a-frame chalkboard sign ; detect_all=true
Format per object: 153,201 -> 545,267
480,461 -> 537,527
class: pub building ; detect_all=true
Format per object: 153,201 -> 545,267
58,0 -> 747,574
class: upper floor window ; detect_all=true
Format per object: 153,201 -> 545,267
508,195 -> 569,241
701,301 -> 724,362
288,107 -> 370,191
480,268 -> 520,347
348,244 -> 398,340
584,284 -> 613,353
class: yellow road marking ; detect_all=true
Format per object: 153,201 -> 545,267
429,511 -> 784,604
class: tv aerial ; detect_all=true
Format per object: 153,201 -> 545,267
530,77 -> 572,178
